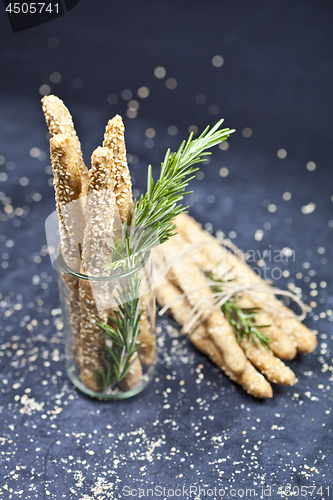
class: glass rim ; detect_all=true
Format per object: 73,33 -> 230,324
57,246 -> 151,282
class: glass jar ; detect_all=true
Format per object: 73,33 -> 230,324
56,250 -> 157,400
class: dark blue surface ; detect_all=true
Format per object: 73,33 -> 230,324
0,2 -> 332,498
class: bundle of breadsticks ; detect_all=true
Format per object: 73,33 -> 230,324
42,95 -> 155,392
156,214 -> 317,398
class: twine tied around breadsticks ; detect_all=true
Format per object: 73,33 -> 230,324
158,238 -> 308,335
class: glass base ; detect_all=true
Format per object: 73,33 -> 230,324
66,363 -> 155,400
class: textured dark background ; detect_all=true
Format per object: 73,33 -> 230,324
0,1 -> 332,498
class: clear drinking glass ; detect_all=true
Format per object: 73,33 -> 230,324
56,249 -> 157,400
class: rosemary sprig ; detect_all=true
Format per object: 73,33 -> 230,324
107,119 -> 235,270
95,268 -> 143,391
97,120 -> 235,391
208,275 -> 271,350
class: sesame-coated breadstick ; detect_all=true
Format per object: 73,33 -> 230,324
50,134 -> 85,269
162,236 -> 247,376
79,147 -> 116,391
176,214 -> 317,354
103,114 -> 133,223
78,282 -> 108,391
235,295 -> 296,360
191,330 -> 273,398
178,230 -> 297,361
42,95 -> 88,194
122,355 -> 143,391
173,222 -> 297,360
137,293 -> 157,366
240,339 -> 295,386
104,115 -> 146,387
156,278 -> 272,398
161,232 -> 295,387
81,147 -> 115,276
50,134 -> 85,363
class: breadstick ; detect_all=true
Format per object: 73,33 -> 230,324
137,293 -> 156,366
42,95 -> 88,194
81,147 -> 115,276
226,295 -> 296,360
176,214 -> 317,354
156,278 -> 272,398
266,315 -> 316,355
161,233 -> 295,386
103,114 -> 133,223
103,115 -> 145,388
50,134 -> 84,268
78,283 -> 108,391
240,339 -> 295,386
122,355 -> 143,391
79,147 -> 116,391
50,134 -> 85,364
173,226 -> 297,360
191,331 -> 273,398
162,237 -> 247,376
